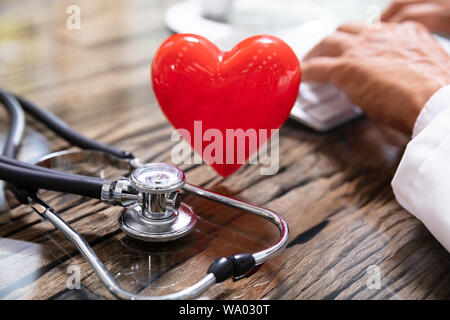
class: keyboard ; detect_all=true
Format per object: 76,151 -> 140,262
290,82 -> 362,131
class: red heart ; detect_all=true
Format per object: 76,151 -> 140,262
151,34 -> 301,177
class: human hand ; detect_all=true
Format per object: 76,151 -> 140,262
381,0 -> 450,34
302,22 -> 450,134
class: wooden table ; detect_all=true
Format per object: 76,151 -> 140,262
0,0 -> 449,300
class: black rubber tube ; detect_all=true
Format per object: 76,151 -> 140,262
0,89 -> 25,158
0,89 -> 31,204
0,155 -> 105,184
0,88 -> 121,200
14,94 -> 134,160
0,162 -> 104,198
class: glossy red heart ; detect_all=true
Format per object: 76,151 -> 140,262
151,34 -> 301,176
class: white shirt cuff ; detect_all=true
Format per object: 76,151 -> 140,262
412,84 -> 450,138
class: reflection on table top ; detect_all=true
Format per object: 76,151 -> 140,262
0,0 -> 449,300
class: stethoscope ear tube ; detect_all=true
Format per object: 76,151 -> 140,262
0,87 -> 132,161
14,94 -> 134,160
0,159 -> 105,199
0,89 -> 25,159
0,88 -> 27,206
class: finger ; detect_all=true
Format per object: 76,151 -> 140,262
389,3 -> 450,33
303,31 -> 356,61
302,57 -> 342,83
429,10 -> 450,34
381,0 -> 425,21
337,22 -> 365,34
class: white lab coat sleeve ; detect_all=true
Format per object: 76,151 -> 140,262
392,84 -> 450,252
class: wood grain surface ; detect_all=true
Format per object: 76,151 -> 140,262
0,0 -> 449,300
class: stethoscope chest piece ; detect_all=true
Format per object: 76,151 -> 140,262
118,163 -> 197,242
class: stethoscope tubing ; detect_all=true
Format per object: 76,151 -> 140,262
0,154 -> 104,182
0,88 -> 116,200
0,160 -> 104,198
14,93 -> 134,160
0,87 -> 289,299
0,88 -> 25,158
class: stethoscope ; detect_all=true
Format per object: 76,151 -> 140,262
0,88 -> 288,300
